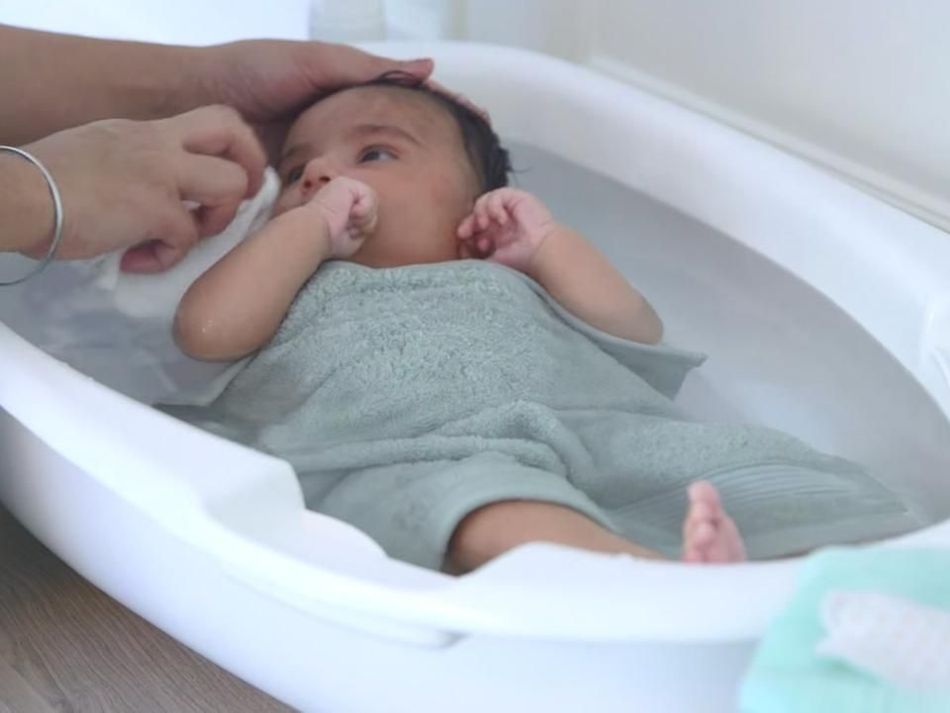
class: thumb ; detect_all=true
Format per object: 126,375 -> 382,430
352,52 -> 433,83
119,240 -> 189,273
119,206 -> 199,273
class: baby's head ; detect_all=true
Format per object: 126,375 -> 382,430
275,74 -> 510,267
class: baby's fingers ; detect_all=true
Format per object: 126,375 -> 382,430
457,213 -> 477,239
351,202 -> 374,226
475,208 -> 491,232
351,196 -> 370,216
456,215 -> 495,258
457,238 -> 476,259
471,198 -> 499,233
351,185 -> 375,213
486,192 -> 510,226
474,234 -> 494,257
353,210 -> 377,236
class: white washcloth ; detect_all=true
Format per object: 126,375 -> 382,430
7,168 -> 280,405
94,168 -> 280,317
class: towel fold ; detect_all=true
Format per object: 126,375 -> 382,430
166,259 -> 920,569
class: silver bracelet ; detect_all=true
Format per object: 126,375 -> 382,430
0,145 -> 65,286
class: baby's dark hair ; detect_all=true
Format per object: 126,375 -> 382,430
321,71 -> 511,193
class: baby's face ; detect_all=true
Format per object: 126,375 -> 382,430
275,86 -> 480,268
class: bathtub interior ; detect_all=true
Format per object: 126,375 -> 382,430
1,42 -> 950,649
508,141 -> 950,522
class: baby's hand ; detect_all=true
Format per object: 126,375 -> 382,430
456,188 -> 557,273
304,177 -> 378,259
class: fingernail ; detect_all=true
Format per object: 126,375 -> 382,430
401,57 -> 434,72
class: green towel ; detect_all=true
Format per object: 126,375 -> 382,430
165,260 -> 920,569
740,547 -> 950,713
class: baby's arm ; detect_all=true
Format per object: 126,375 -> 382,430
457,189 -> 662,344
175,177 -> 376,361
528,225 -> 662,343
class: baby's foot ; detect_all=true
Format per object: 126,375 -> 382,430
681,481 -> 747,564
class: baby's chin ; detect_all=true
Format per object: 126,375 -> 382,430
350,230 -> 463,268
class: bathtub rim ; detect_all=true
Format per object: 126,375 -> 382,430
2,41 -> 950,648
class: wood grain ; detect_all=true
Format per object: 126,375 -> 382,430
0,506 -> 294,713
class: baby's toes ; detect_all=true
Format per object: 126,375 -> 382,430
683,521 -> 715,563
684,508 -> 747,564
682,498 -> 713,542
717,513 -> 747,561
688,481 -> 722,510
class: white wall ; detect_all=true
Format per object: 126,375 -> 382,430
461,0 -> 591,62
588,1 -> 950,230
4,0 -> 947,230
462,0 -> 950,232
0,0 -> 309,43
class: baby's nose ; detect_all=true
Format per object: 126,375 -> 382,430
301,157 -> 337,195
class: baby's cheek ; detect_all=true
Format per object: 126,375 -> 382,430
428,167 -> 476,219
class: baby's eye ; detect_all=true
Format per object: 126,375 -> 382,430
359,146 -> 397,164
285,165 -> 304,185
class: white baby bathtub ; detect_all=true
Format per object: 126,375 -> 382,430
2,43 -> 950,712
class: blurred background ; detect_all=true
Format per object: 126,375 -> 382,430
2,0 -> 947,231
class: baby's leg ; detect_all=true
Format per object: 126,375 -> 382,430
446,500 -> 665,573
446,482 -> 746,573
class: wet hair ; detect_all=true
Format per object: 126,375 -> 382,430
317,72 -> 511,193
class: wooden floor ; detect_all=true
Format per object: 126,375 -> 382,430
0,506 -> 293,713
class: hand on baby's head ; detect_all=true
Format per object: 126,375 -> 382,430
457,188 -> 557,274
305,177 -> 378,260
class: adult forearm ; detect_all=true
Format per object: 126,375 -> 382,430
0,152 -> 55,255
175,208 -> 330,361
0,25 -> 204,144
528,227 -> 663,344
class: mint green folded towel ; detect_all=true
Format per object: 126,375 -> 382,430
740,547 -> 950,713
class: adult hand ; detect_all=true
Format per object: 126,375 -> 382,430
20,104 -> 266,272
0,26 -> 434,155
194,40 -> 433,160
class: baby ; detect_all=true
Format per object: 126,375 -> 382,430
171,75 -> 915,572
